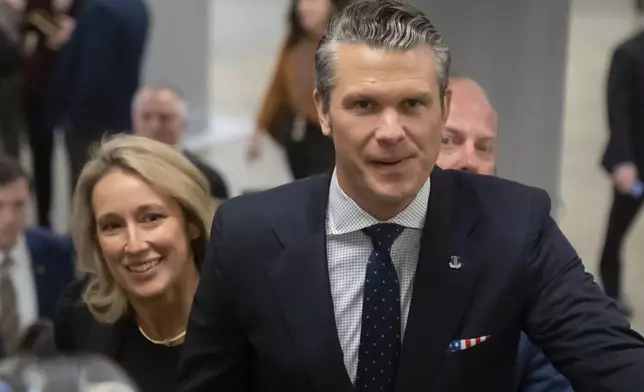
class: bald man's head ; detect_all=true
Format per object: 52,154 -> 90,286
437,77 -> 498,175
132,85 -> 188,147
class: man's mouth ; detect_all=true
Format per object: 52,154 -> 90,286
371,157 -> 409,166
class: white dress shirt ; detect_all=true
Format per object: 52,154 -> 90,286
326,170 -> 431,382
0,235 -> 38,332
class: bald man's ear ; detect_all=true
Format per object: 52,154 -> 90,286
442,88 -> 452,123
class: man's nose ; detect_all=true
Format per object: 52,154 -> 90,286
375,110 -> 405,144
459,143 -> 481,174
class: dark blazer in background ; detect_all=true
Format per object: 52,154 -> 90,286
48,0 -> 149,132
183,150 -> 229,200
48,0 -> 149,185
179,168 -> 644,392
601,30 -> 644,176
0,228 -> 75,357
25,227 -> 75,320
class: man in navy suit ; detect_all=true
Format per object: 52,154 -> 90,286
48,0 -> 149,186
179,1 -> 644,391
437,77 -> 573,392
0,156 -> 74,357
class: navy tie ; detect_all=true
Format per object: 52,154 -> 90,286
356,223 -> 405,392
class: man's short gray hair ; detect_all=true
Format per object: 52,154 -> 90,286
315,0 -> 451,111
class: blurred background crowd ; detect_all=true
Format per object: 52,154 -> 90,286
1,0 -> 644,390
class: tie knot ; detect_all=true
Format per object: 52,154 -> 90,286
362,223 -> 405,252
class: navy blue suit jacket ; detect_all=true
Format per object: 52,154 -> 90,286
516,332 -> 574,392
47,0 -> 149,132
0,228 -> 75,357
179,168 -> 644,392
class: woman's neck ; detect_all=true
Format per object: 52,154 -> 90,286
129,264 -> 199,343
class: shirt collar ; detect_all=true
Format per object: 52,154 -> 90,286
326,169 -> 431,235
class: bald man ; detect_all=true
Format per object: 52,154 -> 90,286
438,78 -> 574,392
437,77 -> 497,174
133,84 -> 229,200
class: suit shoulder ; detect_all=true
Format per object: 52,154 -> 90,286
218,175 -> 327,224
451,171 -> 552,225
25,228 -> 73,252
614,32 -> 644,57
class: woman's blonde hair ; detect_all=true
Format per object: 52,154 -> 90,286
72,134 -> 216,324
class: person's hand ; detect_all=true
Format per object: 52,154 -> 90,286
247,131 -> 263,161
47,15 -> 75,50
612,162 -> 639,193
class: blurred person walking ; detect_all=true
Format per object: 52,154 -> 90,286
0,0 -> 26,159
599,30 -> 644,317
48,0 -> 149,189
247,0 -> 350,180
22,0 -> 85,228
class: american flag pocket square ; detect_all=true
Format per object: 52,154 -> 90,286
448,335 -> 491,353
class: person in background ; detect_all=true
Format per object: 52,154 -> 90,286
598,29 -> 644,317
180,1 -> 644,390
54,135 -> 216,392
132,84 -> 229,200
0,156 -> 74,358
0,0 -> 25,159
48,0 -> 149,188
23,0 -> 84,228
437,77 -> 573,392
247,0 -> 350,180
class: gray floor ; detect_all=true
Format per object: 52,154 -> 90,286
40,0 -> 644,332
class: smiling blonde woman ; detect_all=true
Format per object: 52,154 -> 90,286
54,134 -> 216,392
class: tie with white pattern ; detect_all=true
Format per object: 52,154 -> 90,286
0,256 -> 19,355
356,223 -> 404,392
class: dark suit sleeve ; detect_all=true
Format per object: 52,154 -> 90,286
66,3 -> 117,129
523,189 -> 644,391
602,46 -> 635,172
179,204 -> 251,391
516,333 -> 573,392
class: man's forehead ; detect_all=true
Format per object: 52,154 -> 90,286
448,80 -> 498,135
333,42 -> 439,88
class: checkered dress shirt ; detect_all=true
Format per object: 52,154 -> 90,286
326,170 -> 431,383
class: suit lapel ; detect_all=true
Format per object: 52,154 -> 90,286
395,168 -> 486,391
267,173 -> 354,392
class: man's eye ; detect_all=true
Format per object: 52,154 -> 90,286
354,100 -> 371,109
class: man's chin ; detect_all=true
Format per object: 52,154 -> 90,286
368,179 -> 416,205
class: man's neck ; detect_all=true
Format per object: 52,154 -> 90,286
335,169 -> 414,221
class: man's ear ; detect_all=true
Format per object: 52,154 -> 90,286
313,89 -> 332,136
442,87 -> 452,123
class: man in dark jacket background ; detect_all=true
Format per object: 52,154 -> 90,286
49,0 -> 149,187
